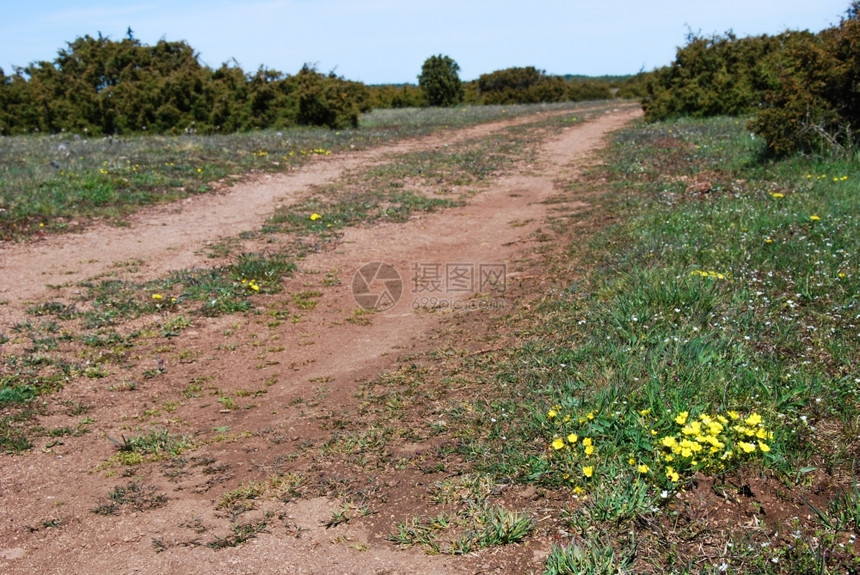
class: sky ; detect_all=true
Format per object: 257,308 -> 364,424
0,1 -> 852,84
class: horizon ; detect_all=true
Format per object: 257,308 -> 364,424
0,1 -> 851,84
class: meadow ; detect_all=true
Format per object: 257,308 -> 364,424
465,115 -> 860,572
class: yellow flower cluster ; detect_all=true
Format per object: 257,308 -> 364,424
284,148 -> 332,158
547,407 -> 598,481
656,410 -> 772,480
690,270 -> 730,280
807,174 -> 849,181
241,279 -> 261,292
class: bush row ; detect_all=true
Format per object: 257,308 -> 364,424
643,3 -> 860,156
0,35 -> 645,136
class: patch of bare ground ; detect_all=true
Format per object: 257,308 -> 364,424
1,104 -> 641,574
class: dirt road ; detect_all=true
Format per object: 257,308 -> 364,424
0,104 -> 641,574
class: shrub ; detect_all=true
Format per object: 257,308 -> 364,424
749,6 -> 860,155
417,54 -> 464,107
295,66 -> 370,129
477,66 -> 567,105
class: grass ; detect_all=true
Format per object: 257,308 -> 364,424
92,481 -> 169,515
442,115 -> 860,572
261,132 -> 524,237
389,503 -> 534,555
107,429 -> 192,465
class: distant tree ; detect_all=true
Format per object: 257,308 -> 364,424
418,54 -> 464,107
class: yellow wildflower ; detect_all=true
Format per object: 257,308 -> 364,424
567,433 -> 578,444
547,409 -> 557,419
675,411 -> 689,425
738,441 -> 756,454
310,213 -> 322,221
582,466 -> 594,478
637,464 -> 650,474
666,467 -> 680,482
152,294 -> 163,300
551,438 -> 565,450
745,413 -> 762,426
758,441 -> 771,452
660,436 -> 678,448
810,215 -> 821,221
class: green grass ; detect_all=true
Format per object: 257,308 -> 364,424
449,115 -> 860,572
109,428 -> 191,462
92,481 -> 169,515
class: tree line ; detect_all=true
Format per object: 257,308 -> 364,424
643,2 -> 860,156
0,34 -> 642,136
0,34 -> 371,134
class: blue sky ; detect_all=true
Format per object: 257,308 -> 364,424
0,1 -> 851,84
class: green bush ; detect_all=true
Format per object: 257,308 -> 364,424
749,7 -> 860,155
643,3 -> 860,157
0,34 -> 372,135
477,66 -> 567,105
417,54 -> 464,107
295,66 -> 370,130
366,84 -> 425,109
565,80 -> 613,102
641,31 -> 796,122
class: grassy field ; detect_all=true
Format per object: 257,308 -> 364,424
452,116 -> 860,572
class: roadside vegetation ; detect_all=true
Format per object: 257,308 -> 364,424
455,114 -> 859,572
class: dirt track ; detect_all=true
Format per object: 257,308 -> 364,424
0,104 -> 641,574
